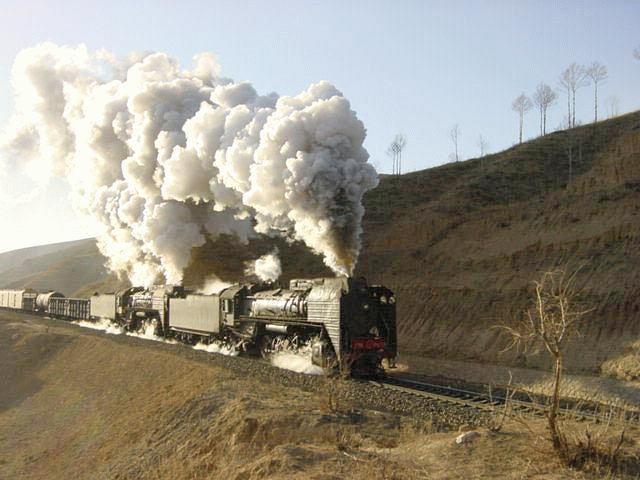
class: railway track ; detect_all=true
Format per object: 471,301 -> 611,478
4,308 -> 638,427
371,375 -> 640,426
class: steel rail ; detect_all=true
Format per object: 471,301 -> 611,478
371,375 -> 640,425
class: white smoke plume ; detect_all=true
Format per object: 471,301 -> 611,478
198,275 -> 232,295
245,250 -> 282,282
1,43 -> 378,285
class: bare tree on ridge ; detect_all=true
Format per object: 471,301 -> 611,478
512,94 -> 532,144
386,134 -> 407,175
585,62 -> 608,123
559,64 -> 588,128
533,83 -> 558,135
449,124 -> 460,162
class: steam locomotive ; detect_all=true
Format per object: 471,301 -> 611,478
0,277 -> 397,375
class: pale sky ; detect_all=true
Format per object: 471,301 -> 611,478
0,0 -> 639,253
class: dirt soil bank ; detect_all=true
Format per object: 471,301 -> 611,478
355,113 -> 640,381
3,312 -> 636,479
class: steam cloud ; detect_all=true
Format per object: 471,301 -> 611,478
198,275 -> 232,295
1,43 -> 378,285
245,250 -> 282,282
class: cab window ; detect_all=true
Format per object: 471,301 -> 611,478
223,299 -> 233,313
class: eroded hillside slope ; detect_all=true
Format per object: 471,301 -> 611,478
0,239 -> 89,275
356,112 -> 640,378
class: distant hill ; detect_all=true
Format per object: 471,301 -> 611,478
0,239 -> 111,296
2,111 -> 639,379
0,239 -> 89,276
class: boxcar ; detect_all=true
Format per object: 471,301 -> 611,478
0,289 -> 38,310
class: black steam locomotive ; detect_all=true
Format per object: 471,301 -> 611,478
1,277 -> 397,375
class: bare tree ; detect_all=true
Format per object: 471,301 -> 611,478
386,134 -> 407,175
585,62 -> 608,123
499,268 -> 592,459
512,94 -> 532,144
449,124 -> 460,162
395,134 -> 406,174
605,95 -> 620,119
559,73 -> 572,127
559,64 -> 588,128
562,129 -> 578,185
532,83 -> 558,135
477,134 -> 489,157
385,146 -> 396,175
477,134 -> 489,170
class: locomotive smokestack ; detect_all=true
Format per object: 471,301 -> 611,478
1,43 -> 377,285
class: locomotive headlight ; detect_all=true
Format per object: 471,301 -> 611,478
380,296 -> 387,304
389,296 -> 396,304
363,303 -> 370,310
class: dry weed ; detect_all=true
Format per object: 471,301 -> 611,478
487,371 -> 517,433
562,406 -> 640,477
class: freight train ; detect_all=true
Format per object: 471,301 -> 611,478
0,277 -> 397,375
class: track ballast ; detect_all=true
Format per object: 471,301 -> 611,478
371,375 -> 640,426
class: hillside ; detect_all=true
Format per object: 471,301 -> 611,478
184,111 -> 640,379
356,111 -> 640,378
0,239 -> 90,280
2,111 -> 639,379
0,239 -> 110,296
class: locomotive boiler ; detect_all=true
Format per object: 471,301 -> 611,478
238,277 -> 397,373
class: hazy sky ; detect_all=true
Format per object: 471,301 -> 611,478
0,0 -> 638,253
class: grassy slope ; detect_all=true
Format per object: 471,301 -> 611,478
2,112 -> 639,377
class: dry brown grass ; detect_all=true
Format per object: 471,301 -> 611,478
7,313 -> 639,479
483,379 -> 640,478
558,411 -> 640,477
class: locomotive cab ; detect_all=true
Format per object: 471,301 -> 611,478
339,277 -> 397,376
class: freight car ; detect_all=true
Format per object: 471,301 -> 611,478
35,291 -> 64,312
0,289 -> 37,310
47,297 -> 90,320
0,288 -> 91,321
